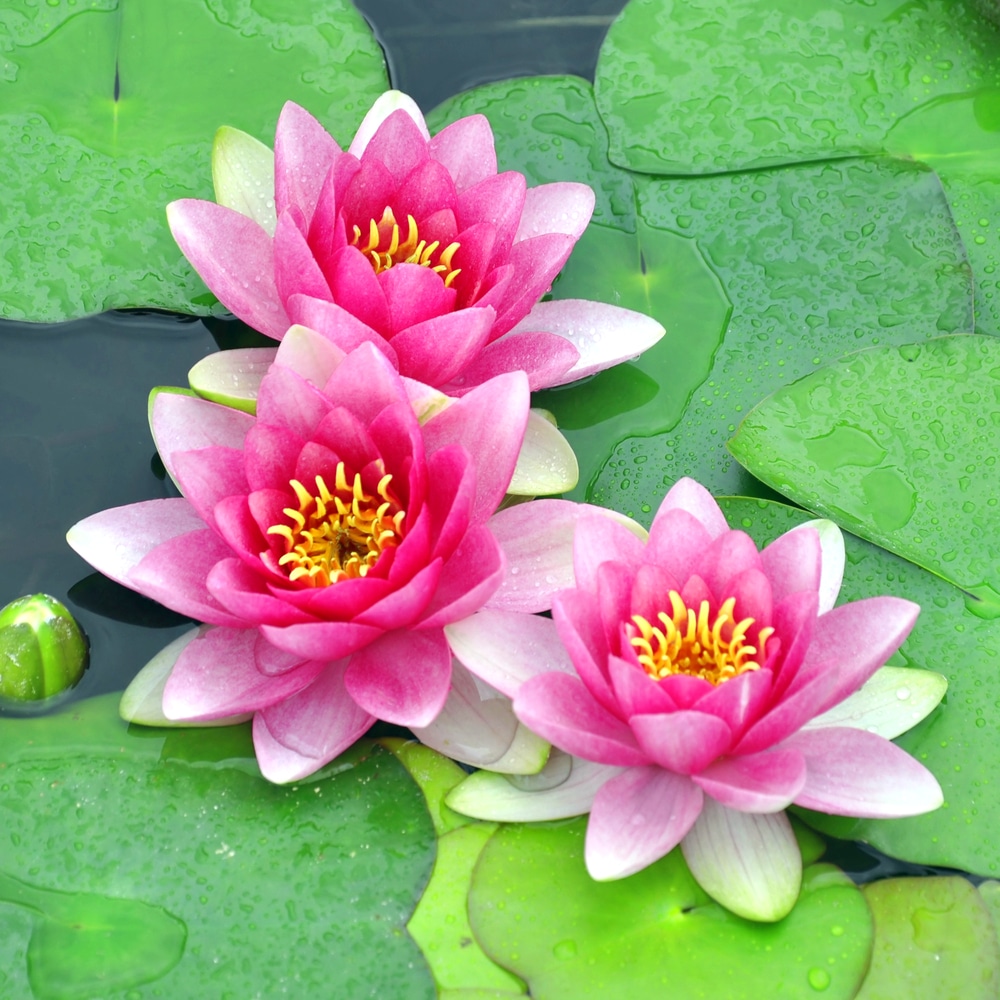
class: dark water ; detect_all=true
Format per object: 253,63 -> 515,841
0,0 -> 966,887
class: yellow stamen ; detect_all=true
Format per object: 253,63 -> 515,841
629,591 -> 774,686
265,463 -> 405,587
350,205 -> 462,285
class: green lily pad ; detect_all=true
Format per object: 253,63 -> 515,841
0,0 -> 387,323
0,694 -> 436,999
721,497 -> 1000,877
855,877 -> 1000,999
728,335 -> 1000,614
593,0 -> 1000,175
466,818 -> 872,1000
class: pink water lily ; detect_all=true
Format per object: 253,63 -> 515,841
67,339 -> 594,783
445,478 -> 945,921
167,90 -> 665,394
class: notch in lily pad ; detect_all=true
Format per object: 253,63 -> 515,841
0,594 -> 88,704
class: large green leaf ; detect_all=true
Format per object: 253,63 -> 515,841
466,818 -> 873,1000
0,0 -> 387,322
593,0 -> 1000,176
720,497 -> 1000,877
0,695 -> 436,999
728,335 -> 1000,614
855,877 -> 1000,999
430,76 -> 973,513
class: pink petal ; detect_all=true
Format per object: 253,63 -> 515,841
255,363 -> 332,438
693,747 -> 807,812
349,92 -> 429,158
651,477 -> 729,540
444,609 -> 575,699
273,321 -> 349,387
514,299 -> 666,386
419,526 -> 504,629
515,673 -> 647,767
171,447 -> 248,530
285,295 -> 397,366
486,500 -> 596,613
390,307 -> 496,386
456,171 -> 526,256
151,392 -> 254,482
421,371 -> 529,523
344,627 -> 452,727
515,182 -> 594,241
681,802 -> 802,921
608,654 -> 677,717
585,766 -> 703,880
786,726 -> 944,817
429,114 -> 497,192
690,667 -> 774,741
630,710 -> 733,774
326,246 -> 391,335
353,559 -> 442,631
273,209 -> 332,305
379,261 -> 456,332
321,341 -> 411,425
261,619 -> 383,661
643,507 -> 715,585
573,511 -> 647,594
551,588 -> 618,715
492,233 -> 577,335
67,498 -> 206,591
162,626 -> 324,720
257,659 -> 375,763
166,200 -> 290,339
253,714 -> 329,783
760,525 -> 822,606
440,330 -> 578,394
273,101 -> 341,221
699,530 -> 764,601
358,107 -> 430,178
206,558 -> 318,627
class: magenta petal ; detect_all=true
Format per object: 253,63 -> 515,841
428,114 -> 497,191
206,559 -> 316,626
170,447 -> 247,529
551,589 -> 618,715
691,668 -> 774,741
644,508 -> 714,586
787,727 -> 944,817
608,654 -> 677,717
379,262 -> 456,332
255,363 -> 332,438
327,246 -> 392,335
67,498 -> 206,591
585,767 -> 703,880
456,171 -> 526,255
630,711 -> 733,775
353,559 -> 442,630
651,477 -> 729,540
515,182 -> 594,241
273,101 -> 341,220
286,296 -> 396,366
261,619 -> 383,661
699,530 -> 763,599
422,371 -> 529,523
167,199 -> 290,339
493,233 -> 577,334
163,626 -> 325,720
259,659 -> 375,760
273,209 -> 332,305
419,526 -> 504,629
390,308 -> 496,386
693,747 -> 807,812
515,673 -> 648,767
361,108 -> 431,179
344,628 -> 452,727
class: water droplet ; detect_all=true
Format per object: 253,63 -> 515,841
553,939 -> 577,959
808,967 -> 831,991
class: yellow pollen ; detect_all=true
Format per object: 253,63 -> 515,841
629,591 -> 774,686
351,206 -> 461,287
265,463 -> 405,586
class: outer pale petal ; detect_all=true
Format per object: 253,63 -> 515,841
787,726 -> 944,817
514,182 -> 595,241
681,802 -> 802,922
803,665 -> 947,740
187,347 -> 277,414
446,754 -> 620,822
166,200 -> 290,339
585,766 -> 704,880
512,299 -> 666,385
349,90 -> 429,157
445,609 -> 575,699
120,626 -> 251,727
252,714 -> 328,784
162,626 -> 325,720
507,409 -> 579,497
344,628 -> 452,727
273,323 -> 348,388
212,126 -> 276,234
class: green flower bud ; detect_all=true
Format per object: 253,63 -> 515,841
0,594 -> 88,702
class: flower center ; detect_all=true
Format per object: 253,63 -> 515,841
266,464 -> 405,587
351,206 -> 461,287
629,591 -> 774,685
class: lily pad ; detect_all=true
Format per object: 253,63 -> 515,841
593,0 -> 1000,175
855,877 -> 1000,999
0,0 -> 387,322
728,335 -> 1000,614
0,694 -> 436,999
721,497 -> 1000,877
466,818 -> 872,1000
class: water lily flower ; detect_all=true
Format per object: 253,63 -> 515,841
444,478 -> 946,921
167,91 -> 665,393
67,335 -> 599,783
